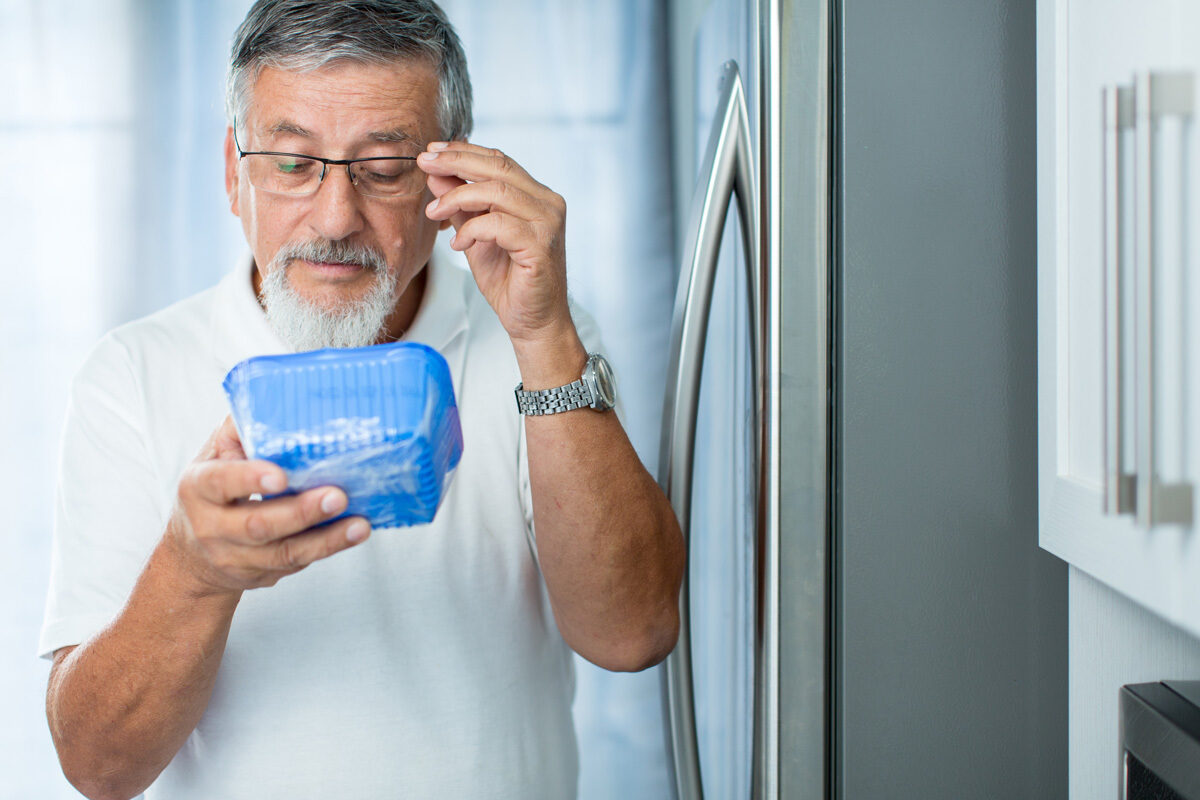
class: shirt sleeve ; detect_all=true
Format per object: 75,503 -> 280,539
38,333 -> 168,659
517,300 -> 624,540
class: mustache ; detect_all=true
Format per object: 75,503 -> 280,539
272,239 -> 389,273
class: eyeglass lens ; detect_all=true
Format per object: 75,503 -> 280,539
242,154 -> 424,198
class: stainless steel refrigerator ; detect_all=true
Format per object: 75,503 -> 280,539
659,0 -> 1068,797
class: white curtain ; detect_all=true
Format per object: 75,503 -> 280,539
1,1 -> 251,797
0,1 -> 676,798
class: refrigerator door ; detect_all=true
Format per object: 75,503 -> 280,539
663,0 -> 830,797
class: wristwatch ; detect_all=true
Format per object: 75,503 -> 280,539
514,353 -> 617,415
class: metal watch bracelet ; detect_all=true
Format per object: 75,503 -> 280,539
514,379 -> 592,415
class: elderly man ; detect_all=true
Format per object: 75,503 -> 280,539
39,1 -> 683,798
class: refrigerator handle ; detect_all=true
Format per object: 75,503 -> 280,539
658,60 -> 760,800
1102,84 -> 1134,515
1133,71 -> 1194,527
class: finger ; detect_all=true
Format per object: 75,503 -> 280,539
188,457 -> 288,505
426,171 -> 466,200
195,415 -> 243,461
261,515 -> 372,573
231,485 -> 349,544
417,145 -> 548,198
451,211 -> 540,255
428,140 -> 540,165
427,180 -> 547,226
212,416 -> 249,461
425,172 -> 474,230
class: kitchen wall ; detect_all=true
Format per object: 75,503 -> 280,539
1069,568 -> 1200,799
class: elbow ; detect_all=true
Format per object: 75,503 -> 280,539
62,772 -> 140,800
623,614 -> 681,672
52,729 -> 147,800
601,524 -> 685,672
586,606 -> 681,673
571,506 -> 686,672
53,742 -> 144,800
49,703 -> 148,800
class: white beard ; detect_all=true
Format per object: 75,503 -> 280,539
259,241 -> 397,352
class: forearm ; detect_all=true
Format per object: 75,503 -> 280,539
421,141 -> 684,666
517,333 -> 685,672
47,535 -> 241,800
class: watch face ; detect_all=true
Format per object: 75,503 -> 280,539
587,354 -> 617,410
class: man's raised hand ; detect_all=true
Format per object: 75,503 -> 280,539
419,142 -> 575,347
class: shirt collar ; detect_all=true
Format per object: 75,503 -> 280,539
403,247 -> 470,353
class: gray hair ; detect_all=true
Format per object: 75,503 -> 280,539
226,0 -> 473,141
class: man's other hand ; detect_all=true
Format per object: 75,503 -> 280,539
163,415 -> 371,596
419,141 -> 573,348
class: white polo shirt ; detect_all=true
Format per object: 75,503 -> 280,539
40,253 -> 597,799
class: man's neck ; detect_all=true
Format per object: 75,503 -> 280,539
381,265 -> 427,342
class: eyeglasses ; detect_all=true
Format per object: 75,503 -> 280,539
233,121 -> 425,199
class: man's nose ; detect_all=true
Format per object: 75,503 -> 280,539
305,166 -> 365,242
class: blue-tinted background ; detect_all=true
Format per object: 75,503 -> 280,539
0,1 -> 675,796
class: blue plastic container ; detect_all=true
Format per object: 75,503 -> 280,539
223,342 -> 463,528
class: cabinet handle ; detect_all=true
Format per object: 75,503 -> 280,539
1103,85 -> 1135,514
1133,71 -> 1194,527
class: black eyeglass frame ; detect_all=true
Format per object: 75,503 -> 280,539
232,120 -> 422,197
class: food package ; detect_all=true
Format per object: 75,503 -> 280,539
223,342 -> 463,528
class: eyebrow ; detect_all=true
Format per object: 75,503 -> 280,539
368,128 -> 416,144
263,121 -> 417,145
265,121 -> 313,138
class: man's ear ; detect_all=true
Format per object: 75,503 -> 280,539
224,126 -> 240,217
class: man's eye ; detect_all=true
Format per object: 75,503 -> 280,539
274,158 -> 314,175
362,161 -> 412,181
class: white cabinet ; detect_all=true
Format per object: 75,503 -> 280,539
1038,0 -> 1200,637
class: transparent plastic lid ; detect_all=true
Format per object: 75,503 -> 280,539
223,342 -> 463,528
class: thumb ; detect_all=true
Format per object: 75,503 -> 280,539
208,415 -> 248,462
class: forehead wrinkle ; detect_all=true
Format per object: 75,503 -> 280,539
261,120 -> 423,150
251,63 -> 439,148
259,119 -> 415,143
269,66 -> 433,114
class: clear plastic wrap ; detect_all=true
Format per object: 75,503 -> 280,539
223,342 -> 463,528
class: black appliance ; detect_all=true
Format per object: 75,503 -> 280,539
1121,681 -> 1200,799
